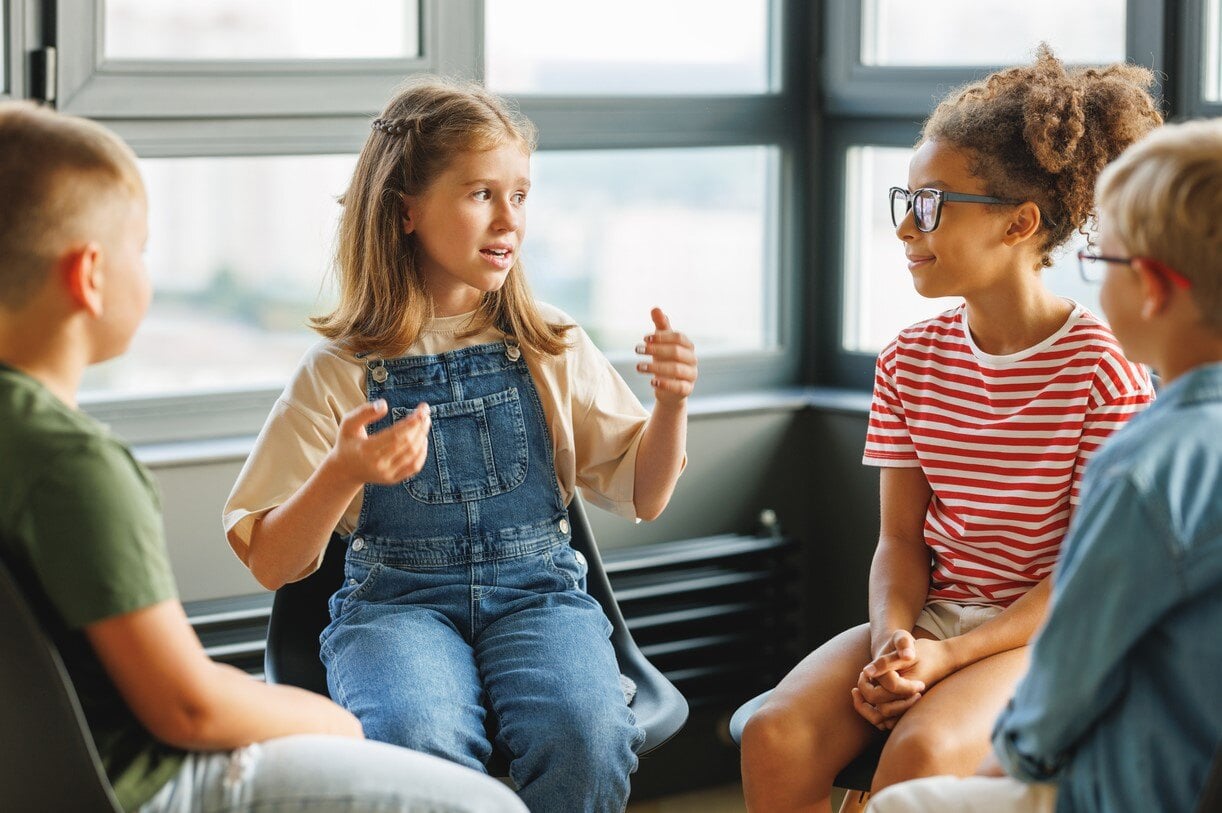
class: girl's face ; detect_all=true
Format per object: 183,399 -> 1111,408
403,142 -> 531,317
897,139 -> 1020,300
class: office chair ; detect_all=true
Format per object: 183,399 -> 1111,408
264,495 -> 689,768
0,556 -> 124,812
730,689 -> 881,813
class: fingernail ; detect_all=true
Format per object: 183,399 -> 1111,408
644,334 -> 654,343
651,379 -> 659,387
863,665 -> 876,677
637,363 -> 649,372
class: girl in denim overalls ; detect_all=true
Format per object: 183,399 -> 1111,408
223,77 -> 696,813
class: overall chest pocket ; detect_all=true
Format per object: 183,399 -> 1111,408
392,387 -> 529,503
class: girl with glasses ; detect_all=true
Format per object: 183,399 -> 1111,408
741,45 -> 1162,812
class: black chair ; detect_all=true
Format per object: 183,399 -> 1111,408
265,495 -> 689,764
0,556 -> 124,812
730,689 -> 881,813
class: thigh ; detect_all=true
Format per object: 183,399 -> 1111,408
176,734 -> 528,813
878,646 -> 1031,784
477,591 -> 639,751
763,622 -> 880,751
321,603 -> 486,754
868,775 -> 1056,813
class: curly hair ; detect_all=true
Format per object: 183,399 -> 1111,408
922,44 -> 1163,267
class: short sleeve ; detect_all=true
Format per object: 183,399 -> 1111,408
1069,357 -> 1154,506
222,398 -> 339,573
863,343 -> 920,467
25,439 -> 177,628
568,326 -> 656,520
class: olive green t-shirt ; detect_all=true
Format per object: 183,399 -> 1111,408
0,364 -> 186,811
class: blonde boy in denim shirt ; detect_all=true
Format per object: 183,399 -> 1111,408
867,118 -> 1222,812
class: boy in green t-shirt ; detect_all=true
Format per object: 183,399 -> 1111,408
0,102 -> 525,813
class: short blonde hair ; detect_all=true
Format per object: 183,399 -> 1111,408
0,101 -> 143,309
1097,117 -> 1222,331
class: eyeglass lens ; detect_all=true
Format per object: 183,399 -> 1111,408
890,189 -> 939,231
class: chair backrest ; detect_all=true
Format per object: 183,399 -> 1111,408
0,557 -> 124,812
264,496 -> 688,755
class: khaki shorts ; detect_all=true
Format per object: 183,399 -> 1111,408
913,600 -> 1003,641
867,775 -> 1056,813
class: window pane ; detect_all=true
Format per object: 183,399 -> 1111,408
103,0 -> 420,61
81,155 -> 354,400
861,0 -> 1125,67
1207,0 -> 1222,102
528,147 -> 775,354
485,0 -> 771,95
842,147 -> 1101,355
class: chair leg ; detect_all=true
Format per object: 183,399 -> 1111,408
837,788 -> 870,813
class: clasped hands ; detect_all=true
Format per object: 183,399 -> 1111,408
851,629 -> 959,731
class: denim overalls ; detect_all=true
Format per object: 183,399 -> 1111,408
319,340 -> 643,813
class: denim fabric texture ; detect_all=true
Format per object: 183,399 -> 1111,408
320,341 -> 643,813
993,362 -> 1222,813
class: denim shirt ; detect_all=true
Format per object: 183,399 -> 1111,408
992,362 -> 1222,813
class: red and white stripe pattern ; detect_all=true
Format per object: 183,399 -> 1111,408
864,304 -> 1153,606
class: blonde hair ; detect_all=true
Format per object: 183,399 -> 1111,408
922,44 -> 1163,267
313,76 -> 572,358
1097,117 -> 1222,331
0,101 -> 143,309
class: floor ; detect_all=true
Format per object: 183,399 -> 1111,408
627,784 -> 746,812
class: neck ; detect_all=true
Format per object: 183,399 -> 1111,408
962,277 -> 1072,356
0,319 -> 90,408
1148,328 -> 1222,386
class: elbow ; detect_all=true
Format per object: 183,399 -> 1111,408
245,546 -> 290,592
143,684 -> 224,750
633,500 -> 666,522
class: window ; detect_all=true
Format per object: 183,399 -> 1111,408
824,0 -> 1147,117
485,0 -> 772,95
82,154 -> 354,401
861,0 -> 1125,67
44,0 -> 800,443
103,0 -> 421,61
528,147 -> 777,355
1205,0 -> 1222,102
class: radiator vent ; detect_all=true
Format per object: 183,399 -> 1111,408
188,523 -> 799,709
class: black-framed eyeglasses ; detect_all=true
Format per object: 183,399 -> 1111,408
1076,249 -> 1193,289
889,186 -> 1021,233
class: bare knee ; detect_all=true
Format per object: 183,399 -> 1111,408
873,723 -> 963,791
740,703 -> 834,784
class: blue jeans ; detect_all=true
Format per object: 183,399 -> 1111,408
139,734 -> 527,812
321,534 -> 644,813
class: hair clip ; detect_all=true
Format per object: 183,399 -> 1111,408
371,117 -> 412,136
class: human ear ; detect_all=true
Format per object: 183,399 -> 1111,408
400,195 -> 416,235
1002,202 -> 1043,245
62,244 -> 105,317
1132,260 -> 1170,320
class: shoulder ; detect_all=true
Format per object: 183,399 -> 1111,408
280,339 -> 366,423
533,300 -> 580,329
1060,305 -> 1153,400
876,305 -> 967,371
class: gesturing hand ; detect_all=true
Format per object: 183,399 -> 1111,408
635,307 -> 698,407
328,399 -> 431,488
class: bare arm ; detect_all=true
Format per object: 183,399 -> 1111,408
86,601 -> 362,751
245,400 -> 430,591
943,576 -> 1050,668
868,465 -> 934,658
632,308 -> 696,521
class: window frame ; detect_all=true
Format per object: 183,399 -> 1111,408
1181,0 -> 1222,117
55,0 -> 479,118
1,0 -> 21,100
40,0 -> 809,444
822,1 -> 1167,117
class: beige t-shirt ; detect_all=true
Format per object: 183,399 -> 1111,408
224,303 -> 656,577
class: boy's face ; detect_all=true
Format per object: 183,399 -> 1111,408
92,191 -> 152,364
1096,218 -> 1148,364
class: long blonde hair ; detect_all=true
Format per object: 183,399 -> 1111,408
312,76 -> 572,357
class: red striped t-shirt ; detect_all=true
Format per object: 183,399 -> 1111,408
863,303 -> 1153,606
